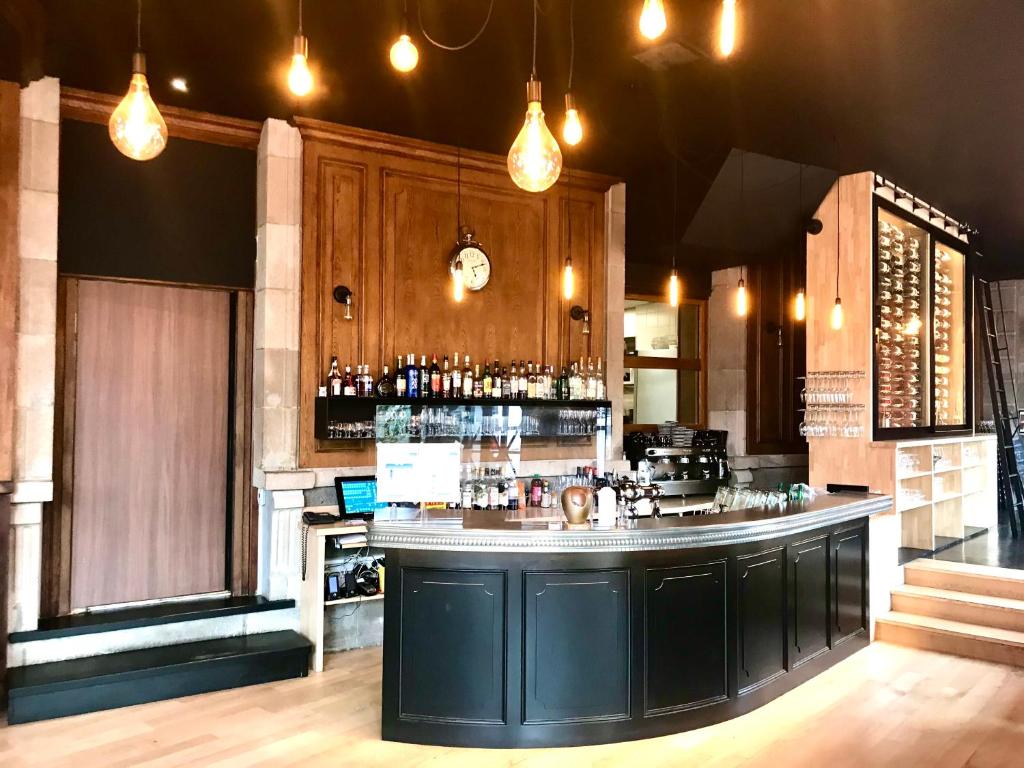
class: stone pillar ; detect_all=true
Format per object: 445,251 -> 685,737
253,119 -> 302,473
8,78 -> 60,634
605,183 -> 626,463
707,266 -> 747,459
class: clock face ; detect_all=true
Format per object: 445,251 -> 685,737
450,245 -> 491,291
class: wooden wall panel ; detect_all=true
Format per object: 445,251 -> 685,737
298,121 -> 614,467
0,80 -> 19,483
70,280 -> 229,608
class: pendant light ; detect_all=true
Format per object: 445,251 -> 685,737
109,0 -> 167,161
390,0 -> 419,73
667,157 -> 681,307
508,1 -> 562,192
639,0 -> 667,40
718,0 -> 737,57
794,165 -> 806,321
831,175 -> 844,331
563,164 -> 575,300
453,146 -> 466,303
736,151 -> 749,317
562,0 -> 583,146
288,0 -> 314,97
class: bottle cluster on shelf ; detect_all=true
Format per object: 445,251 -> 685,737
323,353 -> 606,402
456,465 -> 600,511
876,216 -> 926,429
933,244 -> 960,424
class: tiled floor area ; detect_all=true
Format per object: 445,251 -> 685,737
932,525 -> 1024,570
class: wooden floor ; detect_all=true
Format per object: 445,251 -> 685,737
3,642 -> 1024,767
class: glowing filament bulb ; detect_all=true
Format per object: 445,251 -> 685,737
668,270 -> 680,307
507,79 -> 562,192
563,93 -> 583,146
639,0 -> 667,40
736,278 -> 748,316
453,261 -> 465,302
390,33 -> 419,72
109,54 -> 167,161
831,298 -> 844,330
794,290 -> 806,321
288,35 -> 313,96
719,0 -> 737,57
562,259 -> 574,300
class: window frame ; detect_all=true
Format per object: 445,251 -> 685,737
623,293 -> 707,431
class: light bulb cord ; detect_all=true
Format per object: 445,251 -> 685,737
136,0 -> 142,51
298,0 -> 303,35
419,0 -> 494,51
834,136 -> 841,300
567,0 -> 575,91
671,156 -> 678,272
566,163 -> 572,262
456,144 -> 462,238
531,0 -> 538,79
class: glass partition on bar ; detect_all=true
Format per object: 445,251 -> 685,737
934,242 -> 967,427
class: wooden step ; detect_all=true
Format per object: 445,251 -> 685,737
6,630 -> 311,724
891,584 -> 1024,632
876,612 -> 1024,667
904,559 -> 1024,601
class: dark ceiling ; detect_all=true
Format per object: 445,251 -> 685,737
3,0 -> 1023,278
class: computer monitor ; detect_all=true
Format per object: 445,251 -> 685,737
335,476 -> 385,520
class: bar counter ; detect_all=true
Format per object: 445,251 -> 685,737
369,492 -> 891,748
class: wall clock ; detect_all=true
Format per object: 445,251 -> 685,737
449,228 -> 491,291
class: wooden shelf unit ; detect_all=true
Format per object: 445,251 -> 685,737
806,172 -> 996,555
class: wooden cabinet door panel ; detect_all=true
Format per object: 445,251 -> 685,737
789,536 -> 830,667
736,548 -> 786,694
832,525 -> 868,644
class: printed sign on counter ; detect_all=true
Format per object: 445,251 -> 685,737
376,442 -> 462,503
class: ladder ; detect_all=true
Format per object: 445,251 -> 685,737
978,278 -> 1024,536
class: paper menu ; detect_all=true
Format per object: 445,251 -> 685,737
376,441 -> 462,503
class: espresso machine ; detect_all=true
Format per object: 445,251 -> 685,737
625,429 -> 730,498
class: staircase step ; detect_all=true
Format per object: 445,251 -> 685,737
6,630 -> 311,724
904,559 -> 1024,600
876,612 -> 1024,666
891,584 -> 1024,632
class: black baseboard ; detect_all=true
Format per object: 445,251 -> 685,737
6,630 -> 310,725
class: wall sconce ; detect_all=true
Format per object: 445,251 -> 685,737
333,285 -> 353,321
570,304 -> 591,335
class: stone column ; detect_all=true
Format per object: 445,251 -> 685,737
8,77 -> 59,634
605,183 -> 626,463
707,266 -> 747,460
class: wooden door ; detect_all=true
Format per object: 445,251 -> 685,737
70,279 -> 229,609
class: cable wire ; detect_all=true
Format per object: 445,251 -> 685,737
567,0 -> 575,91
418,0 -> 495,51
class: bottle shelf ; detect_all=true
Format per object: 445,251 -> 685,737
317,395 -> 611,409
325,593 -> 384,607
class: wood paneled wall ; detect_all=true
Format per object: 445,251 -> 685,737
0,80 -> 19,484
297,120 -> 616,467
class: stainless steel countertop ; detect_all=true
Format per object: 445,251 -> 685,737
366,492 -> 892,553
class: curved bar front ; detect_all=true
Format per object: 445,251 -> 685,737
369,493 -> 890,749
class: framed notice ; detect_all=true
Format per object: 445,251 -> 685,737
376,442 -> 462,504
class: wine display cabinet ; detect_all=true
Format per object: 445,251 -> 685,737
807,172 -> 994,558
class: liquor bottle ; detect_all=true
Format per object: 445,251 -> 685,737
364,365 -> 375,397
405,353 -> 419,398
342,364 -> 357,397
518,361 -> 528,400
451,353 -> 462,398
395,356 -> 407,397
541,480 -> 551,509
473,364 -> 484,398
586,357 -> 596,400
354,364 -> 364,397
527,361 -> 537,399
430,354 -> 442,397
498,476 -> 509,509
461,469 -> 473,509
419,355 -> 429,397
491,361 -> 502,399
509,361 -> 519,398
501,367 -> 511,398
482,361 -> 492,398
376,365 -> 395,397
540,365 -> 550,399
571,362 -> 583,400
327,356 -> 343,398
487,470 -> 500,509
463,355 -> 474,398
441,354 -> 451,398
534,363 -> 545,399
596,357 -> 605,400
530,475 -> 543,507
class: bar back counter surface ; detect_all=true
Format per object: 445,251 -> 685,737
367,492 -> 890,748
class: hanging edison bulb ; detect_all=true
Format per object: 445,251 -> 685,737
109,52 -> 168,161
288,34 -> 314,96
719,0 -> 737,57
794,290 -> 806,321
562,93 -> 583,146
508,78 -> 562,192
736,277 -> 748,316
452,261 -> 465,302
390,33 -> 419,73
668,269 -> 680,307
561,258 -> 575,300
639,0 -> 667,40
831,298 -> 844,330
